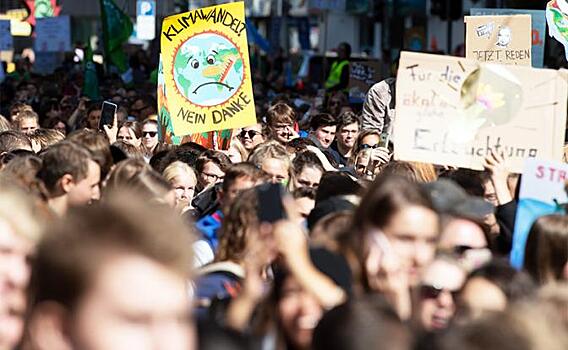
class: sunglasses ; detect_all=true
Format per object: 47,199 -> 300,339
420,284 -> 460,300
238,130 -> 260,139
143,131 -> 157,137
359,143 -> 381,151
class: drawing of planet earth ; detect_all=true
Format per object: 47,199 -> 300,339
173,32 -> 244,107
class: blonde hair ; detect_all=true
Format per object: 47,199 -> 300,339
0,186 -> 42,242
228,137 -> 248,162
0,114 -> 11,132
163,161 -> 197,184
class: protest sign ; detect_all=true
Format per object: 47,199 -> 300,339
157,53 -> 234,149
471,8 -> 546,68
34,15 -> 71,52
0,20 -> 12,51
393,51 -> 568,173
510,159 -> 567,269
348,60 -> 381,103
465,15 -> 532,66
547,0 -> 568,61
161,2 -> 256,136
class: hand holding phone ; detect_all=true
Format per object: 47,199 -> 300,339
99,101 -> 117,130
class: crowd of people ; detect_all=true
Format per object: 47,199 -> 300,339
0,43 -> 567,350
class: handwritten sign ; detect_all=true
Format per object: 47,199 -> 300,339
34,16 -> 71,52
471,8 -> 546,68
348,60 -> 381,103
161,2 -> 256,136
510,159 -> 567,269
465,15 -> 532,66
393,51 -> 568,173
0,20 -> 12,51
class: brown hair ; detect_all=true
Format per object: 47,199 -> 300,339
524,215 -> 568,285
9,103 -> 33,119
266,103 -> 296,126
215,187 -> 260,263
37,142 -> 93,195
67,129 -> 113,181
112,140 -> 144,160
28,128 -> 65,152
0,130 -> 32,153
27,193 -> 193,311
221,162 -> 263,193
12,109 -> 38,128
380,161 -> 437,183
194,150 -> 232,174
119,121 -> 142,139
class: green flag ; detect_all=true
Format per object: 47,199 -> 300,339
82,44 -> 100,99
100,0 -> 133,73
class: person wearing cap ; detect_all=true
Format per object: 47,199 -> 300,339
423,179 -> 494,271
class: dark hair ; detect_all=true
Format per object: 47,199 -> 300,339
37,142 -> 93,194
292,186 -> 317,200
293,151 -> 324,176
336,111 -> 360,130
286,137 -> 316,154
353,174 -> 434,230
0,130 -> 32,153
312,296 -> 408,350
316,172 -> 361,203
338,42 -> 352,58
467,259 -> 536,300
523,214 -> 568,285
160,142 -> 207,171
221,162 -> 263,193
195,150 -> 232,174
310,113 -> 337,131
441,168 -> 491,197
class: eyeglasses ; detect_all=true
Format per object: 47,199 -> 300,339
238,130 -> 260,139
201,172 -> 224,182
420,284 -> 460,300
143,131 -> 157,137
359,143 -> 380,151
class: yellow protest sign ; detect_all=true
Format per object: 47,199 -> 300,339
393,51 -> 568,173
465,15 -> 532,66
160,2 -> 256,136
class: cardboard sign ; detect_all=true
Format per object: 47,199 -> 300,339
393,51 -> 568,173
0,20 -> 12,51
34,15 -> 71,52
348,60 -> 381,103
471,8 -> 546,68
161,2 -> 256,136
465,15 -> 532,66
510,159 -> 567,269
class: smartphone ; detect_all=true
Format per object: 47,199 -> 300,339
99,101 -> 117,130
256,183 -> 286,224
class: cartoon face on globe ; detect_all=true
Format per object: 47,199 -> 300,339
173,32 -> 244,107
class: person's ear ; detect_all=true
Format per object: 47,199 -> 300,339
26,302 -> 73,350
60,174 -> 75,194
